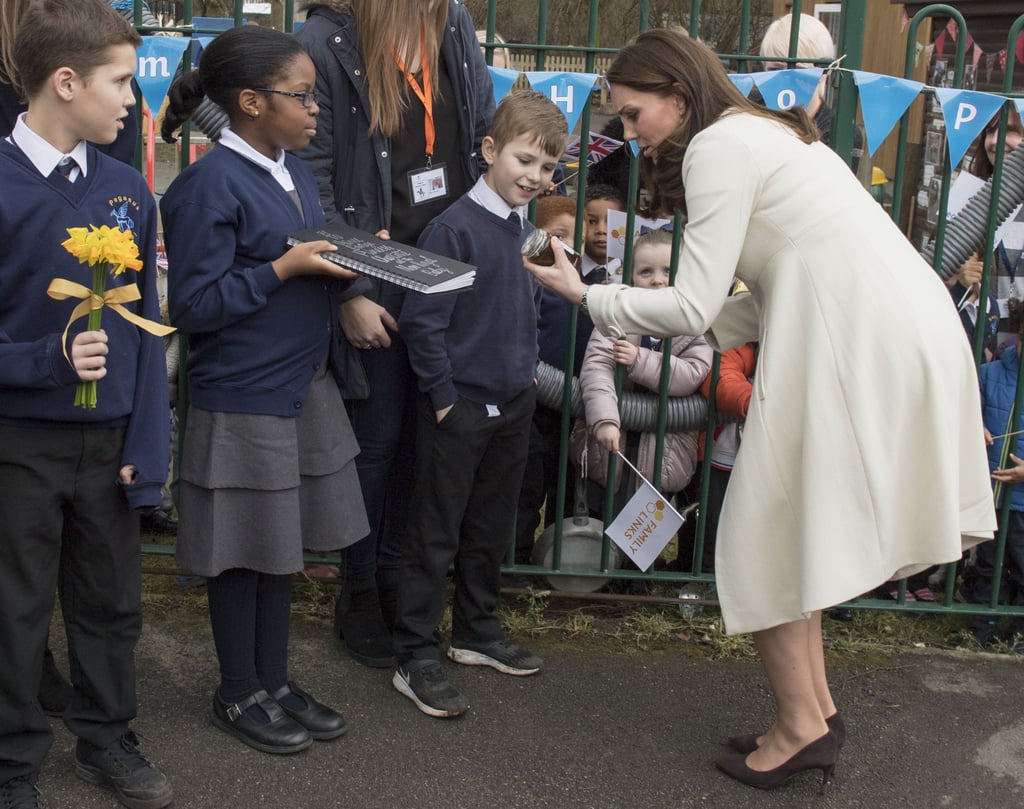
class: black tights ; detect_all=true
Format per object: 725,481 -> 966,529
206,568 -> 292,704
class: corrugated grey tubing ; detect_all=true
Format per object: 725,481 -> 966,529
922,142 -> 1024,280
535,360 -> 711,432
116,7 -> 229,142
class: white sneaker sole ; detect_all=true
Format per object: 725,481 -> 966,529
447,646 -> 541,676
391,671 -> 467,718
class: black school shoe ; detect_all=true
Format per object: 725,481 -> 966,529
210,689 -> 312,754
74,731 -> 173,809
0,776 -> 42,809
270,682 -> 346,740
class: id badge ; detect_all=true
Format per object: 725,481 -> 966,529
408,163 -> 449,205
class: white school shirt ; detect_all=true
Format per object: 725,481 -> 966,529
9,112 -> 89,181
218,127 -> 296,193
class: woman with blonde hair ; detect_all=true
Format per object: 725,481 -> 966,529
294,0 -> 493,668
526,27 -> 994,791
758,13 -> 836,139
476,29 -> 513,69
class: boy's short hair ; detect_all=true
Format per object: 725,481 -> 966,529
535,195 -> 576,230
14,0 -> 140,100
489,90 -> 569,158
584,182 -> 626,208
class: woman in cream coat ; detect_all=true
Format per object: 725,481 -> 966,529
525,28 -> 995,791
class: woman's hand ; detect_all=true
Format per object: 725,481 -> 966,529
339,295 -> 398,350
273,240 -> 358,281
992,453 -> 1024,484
594,422 -> 620,453
611,338 -> 639,368
523,237 -> 587,305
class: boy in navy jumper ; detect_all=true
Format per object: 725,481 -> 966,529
393,91 -> 568,718
0,2 -> 171,807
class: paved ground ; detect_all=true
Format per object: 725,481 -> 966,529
36,604 -> 1024,809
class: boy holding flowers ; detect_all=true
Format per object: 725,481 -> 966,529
0,1 -> 171,807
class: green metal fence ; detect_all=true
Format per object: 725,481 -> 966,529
130,0 -> 1024,622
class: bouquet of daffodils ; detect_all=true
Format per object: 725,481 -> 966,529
50,225 -> 173,408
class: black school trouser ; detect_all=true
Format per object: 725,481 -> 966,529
0,425 -> 141,784
393,385 -> 535,664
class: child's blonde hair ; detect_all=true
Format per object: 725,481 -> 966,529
632,228 -> 675,254
629,228 -> 677,285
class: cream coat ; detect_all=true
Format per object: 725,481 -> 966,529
587,112 -> 996,634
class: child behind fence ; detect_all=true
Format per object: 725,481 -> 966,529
571,229 -> 712,519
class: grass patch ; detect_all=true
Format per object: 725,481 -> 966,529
139,538 -> 1003,661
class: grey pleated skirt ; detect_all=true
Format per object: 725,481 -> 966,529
176,369 -> 369,577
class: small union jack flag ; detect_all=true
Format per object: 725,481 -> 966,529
563,132 -> 625,165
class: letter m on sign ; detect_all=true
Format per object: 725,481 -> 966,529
138,56 -> 169,78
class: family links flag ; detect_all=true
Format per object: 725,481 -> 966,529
604,453 -> 685,572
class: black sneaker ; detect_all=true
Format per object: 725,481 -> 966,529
74,731 -> 173,809
0,776 -> 41,809
448,638 -> 543,676
392,660 -> 468,718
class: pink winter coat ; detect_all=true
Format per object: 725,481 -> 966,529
570,330 -> 712,493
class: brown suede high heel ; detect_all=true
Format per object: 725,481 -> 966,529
715,731 -> 838,792
727,712 -> 845,755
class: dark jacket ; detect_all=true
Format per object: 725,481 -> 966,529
294,0 -> 493,240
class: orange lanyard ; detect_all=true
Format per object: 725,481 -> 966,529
395,29 -> 434,164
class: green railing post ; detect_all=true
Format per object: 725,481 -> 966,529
831,0 -> 867,163
128,0 -> 1024,622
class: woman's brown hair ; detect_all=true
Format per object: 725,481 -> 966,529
607,27 -> 818,216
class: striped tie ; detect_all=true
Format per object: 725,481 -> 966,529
55,156 -> 76,181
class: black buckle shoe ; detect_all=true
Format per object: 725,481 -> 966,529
74,731 -> 173,809
0,776 -> 41,809
270,682 -> 346,740
210,689 -> 312,754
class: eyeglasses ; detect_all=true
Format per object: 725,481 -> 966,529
254,88 -> 318,108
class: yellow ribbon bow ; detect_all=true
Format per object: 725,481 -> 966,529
47,277 -> 176,363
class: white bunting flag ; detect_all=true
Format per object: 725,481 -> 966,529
604,453 -> 684,572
